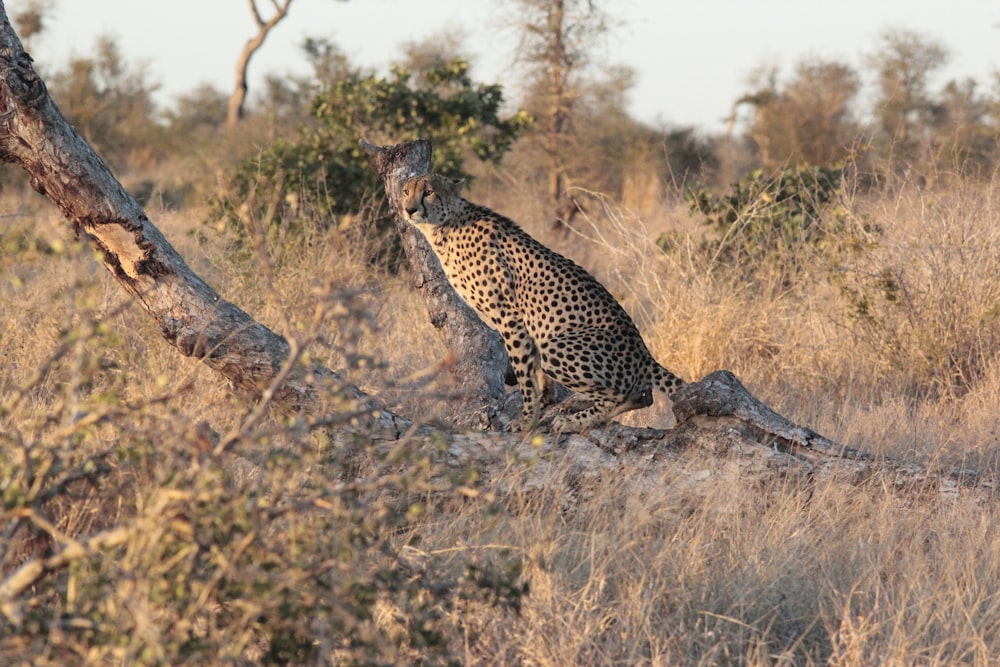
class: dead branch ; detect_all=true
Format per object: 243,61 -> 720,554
226,0 -> 293,125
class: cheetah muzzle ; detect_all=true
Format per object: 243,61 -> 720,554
401,173 -> 685,433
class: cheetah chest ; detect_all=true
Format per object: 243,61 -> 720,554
430,224 -> 514,328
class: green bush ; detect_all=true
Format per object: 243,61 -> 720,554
666,165 -> 861,284
213,58 -> 531,270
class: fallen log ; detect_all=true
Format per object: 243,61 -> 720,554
0,6 -> 403,442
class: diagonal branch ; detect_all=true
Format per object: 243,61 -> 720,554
0,4 -> 400,437
0,1 -> 992,513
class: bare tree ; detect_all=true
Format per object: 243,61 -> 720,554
398,31 -> 467,87
868,29 -> 948,167
511,0 -> 607,231
734,59 -> 861,169
9,0 -> 50,48
227,0 -> 293,125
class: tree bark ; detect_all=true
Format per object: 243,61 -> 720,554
226,0 -> 292,126
361,139 -> 510,428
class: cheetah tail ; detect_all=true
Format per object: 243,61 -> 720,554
653,363 -> 685,398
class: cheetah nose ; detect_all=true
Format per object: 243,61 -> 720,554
405,205 -> 421,219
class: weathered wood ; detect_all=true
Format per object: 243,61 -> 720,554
432,370 -> 996,503
0,6 -> 401,438
362,138 -> 509,428
672,370 -> 873,462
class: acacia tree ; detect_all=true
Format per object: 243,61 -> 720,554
46,35 -> 162,170
867,29 -> 948,169
551,64 -> 716,203
931,77 -> 999,176
9,0 -> 49,47
398,31 -> 467,86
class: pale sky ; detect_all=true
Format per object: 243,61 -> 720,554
13,0 -> 1000,133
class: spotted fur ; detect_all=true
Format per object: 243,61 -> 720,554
401,173 -> 684,432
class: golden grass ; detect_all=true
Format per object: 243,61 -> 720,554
4,172 -> 1000,664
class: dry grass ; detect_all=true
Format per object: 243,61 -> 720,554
4,170 -> 1000,664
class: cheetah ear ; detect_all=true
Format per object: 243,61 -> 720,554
450,177 -> 466,194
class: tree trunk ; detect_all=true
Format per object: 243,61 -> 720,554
361,139 -> 510,428
545,0 -> 570,231
226,0 -> 292,126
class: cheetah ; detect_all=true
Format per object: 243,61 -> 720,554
401,173 -> 685,432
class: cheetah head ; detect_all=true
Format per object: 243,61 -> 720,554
401,174 -> 466,226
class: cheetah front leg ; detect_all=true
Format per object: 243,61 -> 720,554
500,322 -> 545,430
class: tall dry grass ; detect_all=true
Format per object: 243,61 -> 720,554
4,166 -> 1000,664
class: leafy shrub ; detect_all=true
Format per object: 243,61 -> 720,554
213,58 -> 531,270
0,299 -> 526,665
665,165 -> 861,284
